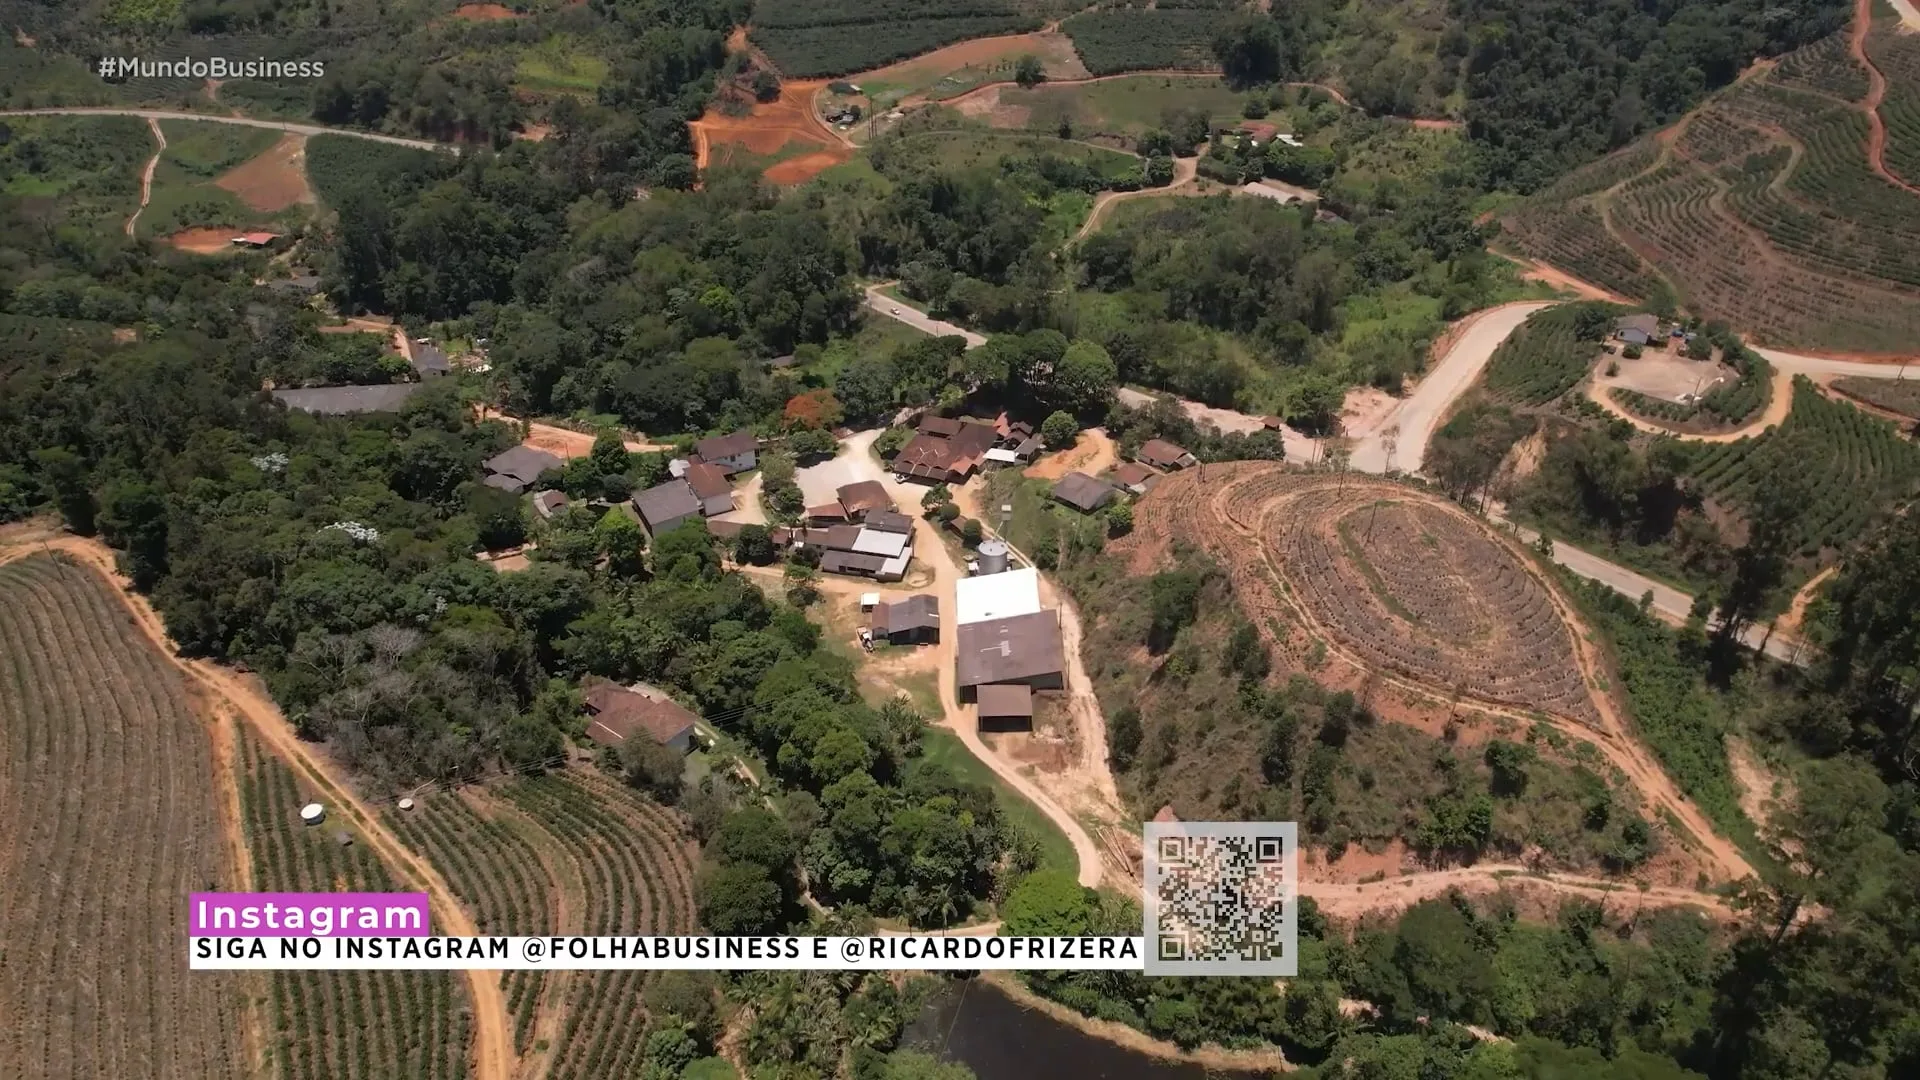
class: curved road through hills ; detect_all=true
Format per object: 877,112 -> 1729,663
0,107 -> 458,151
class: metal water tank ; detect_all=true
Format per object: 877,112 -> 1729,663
976,539 -> 1010,575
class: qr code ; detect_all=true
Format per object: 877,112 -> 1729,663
1143,821 -> 1297,975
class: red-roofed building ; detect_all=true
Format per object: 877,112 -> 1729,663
232,231 -> 282,248
582,678 -> 697,753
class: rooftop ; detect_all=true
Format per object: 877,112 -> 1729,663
1111,462 -> 1157,488
872,594 -> 940,634
411,343 -> 450,375
583,678 -> 698,747
1137,439 -> 1194,469
837,480 -> 892,516
976,683 -> 1034,718
955,567 -> 1042,626
271,384 -> 421,414
484,445 -> 564,486
683,462 -> 733,501
956,610 -> 1064,688
631,480 -> 702,528
864,510 -> 913,535
696,429 -> 757,460
1051,471 -> 1117,512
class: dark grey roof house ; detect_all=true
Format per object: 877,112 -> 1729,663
871,594 -> 940,643
411,343 -> 450,377
1051,472 -> 1117,513
632,480 -> 704,537
482,446 -> 564,494
694,430 -> 758,474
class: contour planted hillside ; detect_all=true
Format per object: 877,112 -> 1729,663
1502,25 -> 1920,353
238,732 -> 471,1080
0,553 -> 251,1080
749,0 -> 1041,77
390,771 -> 697,1078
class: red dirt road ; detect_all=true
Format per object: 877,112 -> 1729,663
1854,0 -> 1920,195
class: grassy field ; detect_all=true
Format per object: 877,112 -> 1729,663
920,728 -> 1079,879
158,120 -> 281,178
514,36 -> 610,95
880,128 -> 1142,180
0,553 -> 252,1080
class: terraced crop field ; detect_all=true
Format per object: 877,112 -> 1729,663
1686,377 -> 1920,558
1148,466 -> 1597,724
498,771 -> 697,1080
239,732 -> 471,1080
1500,28 -> 1920,353
1480,302 -> 1618,405
0,552 -> 253,1080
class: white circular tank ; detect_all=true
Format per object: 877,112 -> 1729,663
299,803 -> 326,826
976,539 -> 1010,575
398,798 -> 416,812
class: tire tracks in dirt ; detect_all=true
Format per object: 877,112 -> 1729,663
126,116 -> 163,238
0,534 -> 514,1080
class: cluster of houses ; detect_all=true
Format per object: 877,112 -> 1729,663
893,413 -> 1043,485
1048,438 -> 1198,514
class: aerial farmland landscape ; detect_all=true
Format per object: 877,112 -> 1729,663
4,0 -> 1920,1078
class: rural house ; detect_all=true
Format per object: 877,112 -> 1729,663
1051,472 -> 1118,513
1137,439 -> 1198,471
793,519 -> 914,581
836,480 -> 894,520
632,480 -> 705,537
1109,462 -> 1160,495
582,677 -> 697,753
683,463 -> 736,516
530,490 -> 570,520
893,414 -> 1002,483
870,594 -> 940,645
482,446 -> 564,494
409,341 -> 450,378
693,430 -> 758,474
956,610 -> 1066,697
1616,313 -> 1660,347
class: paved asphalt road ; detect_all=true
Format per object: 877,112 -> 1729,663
862,285 -> 986,348
0,107 -> 456,150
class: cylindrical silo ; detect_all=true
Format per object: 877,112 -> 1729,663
976,539 -> 1010,575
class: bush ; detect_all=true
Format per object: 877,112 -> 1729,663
1106,501 -> 1133,537
1041,410 -> 1079,449
1623,343 -> 1644,359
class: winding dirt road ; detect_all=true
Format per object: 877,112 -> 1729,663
1851,0 -> 1920,195
1584,366 -> 1796,441
0,107 -> 457,151
862,283 -> 986,347
125,117 -> 164,237
0,534 -> 513,1080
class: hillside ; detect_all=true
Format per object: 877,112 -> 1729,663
1502,10 -> 1920,353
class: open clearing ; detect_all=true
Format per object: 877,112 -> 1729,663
167,226 -> 242,253
450,2 -> 519,19
215,133 -> 315,212
689,80 -> 850,185
1132,464 -> 1756,884
856,30 -> 1089,107
0,553 -> 252,1080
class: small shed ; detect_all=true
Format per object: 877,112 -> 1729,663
1051,472 -> 1117,513
976,683 -> 1034,732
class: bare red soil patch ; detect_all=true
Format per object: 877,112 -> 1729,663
451,3 -> 519,20
690,79 -> 851,184
214,133 -> 314,213
169,227 -> 241,254
863,30 -> 1089,93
